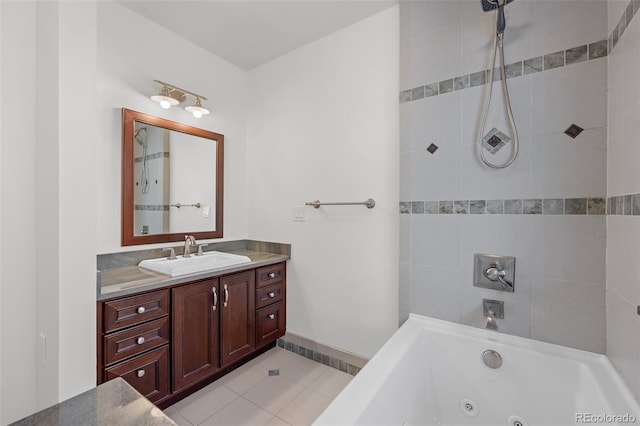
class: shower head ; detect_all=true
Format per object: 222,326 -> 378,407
135,127 -> 147,147
481,0 -> 514,12
481,0 -> 514,34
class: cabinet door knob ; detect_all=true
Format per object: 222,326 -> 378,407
268,314 -> 275,320
137,369 -> 145,378
268,272 -> 276,278
137,306 -> 145,314
137,337 -> 145,345
268,292 -> 275,298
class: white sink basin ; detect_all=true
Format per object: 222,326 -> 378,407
139,251 -> 252,277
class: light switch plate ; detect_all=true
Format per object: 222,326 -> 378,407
202,205 -> 211,218
293,206 -> 305,222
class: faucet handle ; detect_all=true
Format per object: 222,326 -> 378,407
196,244 -> 209,256
162,247 -> 177,260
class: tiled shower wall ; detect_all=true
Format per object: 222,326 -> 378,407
606,0 -> 640,400
399,0 -> 608,353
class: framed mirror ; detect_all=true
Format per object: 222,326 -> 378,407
121,108 -> 223,246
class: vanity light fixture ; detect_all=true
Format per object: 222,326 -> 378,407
150,80 -> 210,118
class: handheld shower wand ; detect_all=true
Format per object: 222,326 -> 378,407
478,0 -> 519,169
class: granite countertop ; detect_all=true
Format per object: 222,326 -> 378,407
11,378 -> 176,426
97,240 -> 290,300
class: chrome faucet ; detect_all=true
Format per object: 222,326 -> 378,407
183,235 -> 197,257
485,310 -> 498,330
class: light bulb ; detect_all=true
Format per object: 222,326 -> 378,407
160,100 -> 171,109
192,110 -> 203,118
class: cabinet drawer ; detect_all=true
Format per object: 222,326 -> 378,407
105,346 -> 169,403
255,283 -> 283,309
103,290 -> 169,333
256,263 -> 284,288
104,317 -> 169,366
256,302 -> 285,348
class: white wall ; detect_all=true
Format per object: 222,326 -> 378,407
606,0 -> 640,401
247,7 -> 400,358
1,1 -> 99,423
96,1 -> 249,253
400,0 -> 608,353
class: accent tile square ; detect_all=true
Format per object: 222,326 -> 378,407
543,198 -> 564,215
454,200 -> 469,214
523,199 -> 542,214
589,40 -> 608,59
523,57 -> 543,75
627,1 -> 634,26
424,201 -> 439,214
486,199 -> 504,214
613,25 -> 619,48
411,201 -> 424,214
565,45 -> 588,65
454,75 -> 470,90
544,51 -> 564,70
439,201 -> 453,214
439,79 -> 454,94
505,61 -> 522,78
399,90 -> 411,103
504,199 -> 523,214
425,82 -> 439,97
470,200 -> 486,214
470,70 -> 487,87
565,198 -> 587,215
633,194 -> 640,215
618,13 -> 627,40
615,196 -> 624,215
587,198 -> 606,215
411,86 -> 425,101
426,143 -> 439,154
399,202 -> 411,214
607,197 -> 613,215
624,195 -> 633,215
564,124 -> 584,139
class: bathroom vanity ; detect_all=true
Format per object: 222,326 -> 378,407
96,240 -> 289,408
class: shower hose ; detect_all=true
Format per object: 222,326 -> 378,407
479,32 -> 520,169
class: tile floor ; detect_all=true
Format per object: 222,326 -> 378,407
164,347 -> 353,426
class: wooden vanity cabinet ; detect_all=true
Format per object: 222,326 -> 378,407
172,278 -> 220,392
97,262 -> 286,406
220,270 -> 255,365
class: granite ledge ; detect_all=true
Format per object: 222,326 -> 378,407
97,240 -> 291,301
11,377 -> 176,426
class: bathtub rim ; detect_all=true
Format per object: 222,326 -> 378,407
314,313 -> 640,426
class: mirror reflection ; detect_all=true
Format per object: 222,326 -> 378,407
122,108 -> 224,246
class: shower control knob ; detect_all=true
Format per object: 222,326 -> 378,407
484,265 -> 505,281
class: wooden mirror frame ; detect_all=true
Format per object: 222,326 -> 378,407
121,108 -> 224,246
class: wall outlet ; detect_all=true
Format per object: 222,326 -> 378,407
293,206 -> 306,222
202,205 -> 211,218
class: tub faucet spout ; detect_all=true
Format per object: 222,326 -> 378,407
486,310 -> 498,330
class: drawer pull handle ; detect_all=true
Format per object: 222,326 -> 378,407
137,369 -> 145,378
137,337 -> 145,345
224,284 -> 229,307
268,314 -> 275,320
137,306 -> 146,314
212,287 -> 217,311
268,272 -> 276,279
268,292 -> 275,298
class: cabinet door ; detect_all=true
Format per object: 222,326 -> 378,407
172,279 -> 220,391
220,271 -> 255,366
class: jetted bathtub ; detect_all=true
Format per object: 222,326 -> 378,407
314,314 -> 640,426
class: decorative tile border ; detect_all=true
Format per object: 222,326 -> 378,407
134,151 -> 170,163
399,39 -> 607,104
400,197 -> 606,216
607,193 -> 640,216
276,338 -> 363,376
134,204 -> 170,211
